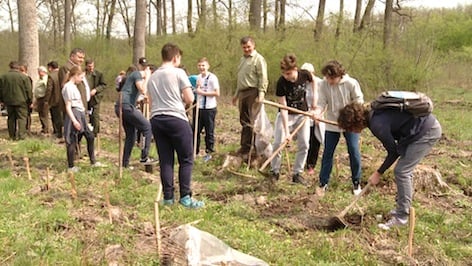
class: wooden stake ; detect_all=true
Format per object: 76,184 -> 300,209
7,149 -> 14,169
23,157 -> 32,180
193,97 -> 200,157
46,167 -> 51,190
285,147 -> 291,175
118,92 -> 123,179
105,184 -> 113,224
408,207 -> 416,257
68,172 -> 77,199
263,99 -> 338,125
154,182 -> 163,258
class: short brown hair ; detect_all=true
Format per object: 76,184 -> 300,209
337,102 -> 369,132
280,53 -> 297,71
321,60 -> 345,78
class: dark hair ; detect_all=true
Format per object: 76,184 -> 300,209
47,61 -> 59,69
337,102 -> 370,132
321,60 -> 346,78
85,58 -> 95,65
161,43 -> 183,62
9,61 -> 20,70
70,48 -> 85,57
280,53 -> 297,71
240,36 -> 254,45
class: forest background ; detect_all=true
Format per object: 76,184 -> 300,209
0,0 -> 471,265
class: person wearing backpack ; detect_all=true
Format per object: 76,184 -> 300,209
337,101 -> 442,230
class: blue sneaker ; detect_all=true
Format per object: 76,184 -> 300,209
203,154 -> 212,162
162,198 -> 174,206
179,195 -> 204,209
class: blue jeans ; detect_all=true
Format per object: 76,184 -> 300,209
151,115 -> 194,201
115,103 -> 152,167
319,131 -> 361,187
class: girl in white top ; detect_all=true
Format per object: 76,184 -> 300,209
62,66 -> 101,172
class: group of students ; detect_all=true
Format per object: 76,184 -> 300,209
231,36 -> 442,230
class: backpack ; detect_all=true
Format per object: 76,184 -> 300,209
370,91 -> 433,117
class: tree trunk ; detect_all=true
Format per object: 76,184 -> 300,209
198,0 -> 207,31
133,0 -> 147,64
353,0 -> 362,32
335,0 -> 344,39
278,0 -> 286,32
151,0 -> 163,35
186,0 -> 193,33
249,0 -> 262,32
359,0 -> 375,31
314,0 -> 326,41
64,0 -> 72,51
118,0 -> 132,41
106,0 -> 117,39
6,0 -> 15,32
171,0 -> 176,34
274,0 -> 279,30
18,0 -> 39,84
262,0 -> 267,32
96,0 -> 101,36
212,0 -> 217,27
163,0 -> 167,35
384,0 -> 393,88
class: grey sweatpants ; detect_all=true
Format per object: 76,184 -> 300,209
394,120 -> 442,219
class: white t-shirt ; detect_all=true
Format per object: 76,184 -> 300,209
62,82 -> 85,112
197,72 -> 219,109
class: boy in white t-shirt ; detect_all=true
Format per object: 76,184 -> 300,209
194,57 -> 220,161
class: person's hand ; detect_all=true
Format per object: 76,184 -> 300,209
369,171 -> 381,185
256,94 -> 264,103
72,120 -> 81,131
90,88 -> 97,96
232,96 -> 238,106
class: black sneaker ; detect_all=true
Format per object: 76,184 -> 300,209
270,170 -> 280,181
292,173 -> 307,186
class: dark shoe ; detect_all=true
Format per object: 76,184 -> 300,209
292,173 -> 307,186
270,170 -> 280,181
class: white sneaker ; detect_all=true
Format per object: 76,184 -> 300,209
316,184 -> 328,197
378,216 -> 408,230
92,161 -> 106,167
353,184 -> 362,196
68,166 -> 80,173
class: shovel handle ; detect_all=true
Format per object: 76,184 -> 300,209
258,116 -> 309,172
338,182 -> 372,217
262,99 -> 338,126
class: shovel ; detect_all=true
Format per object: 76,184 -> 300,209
326,182 -> 371,231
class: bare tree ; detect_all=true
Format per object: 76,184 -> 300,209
151,0 -> 163,35
197,0 -> 207,31
249,0 -> 261,31
187,0 -> 193,33
278,0 -> 286,31
359,0 -> 376,31
314,0 -> 326,41
335,0 -> 344,39
18,0 -> 39,83
262,0 -> 267,31
384,0 -> 393,88
118,0 -> 132,41
212,0 -> 218,27
133,0 -> 146,63
171,0 -> 176,34
4,0 -> 15,32
353,0 -> 362,32
106,0 -> 117,39
64,0 -> 72,51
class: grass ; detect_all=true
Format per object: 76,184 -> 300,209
0,87 -> 471,265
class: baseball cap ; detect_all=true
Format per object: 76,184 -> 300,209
138,57 -> 148,66
300,63 -> 315,73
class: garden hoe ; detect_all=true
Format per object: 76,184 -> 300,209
326,182 -> 372,231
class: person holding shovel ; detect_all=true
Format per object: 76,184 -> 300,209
316,60 -> 364,196
268,53 -> 319,185
337,102 -> 441,230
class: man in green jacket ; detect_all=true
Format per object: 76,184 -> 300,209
85,58 -> 107,137
0,61 -> 33,140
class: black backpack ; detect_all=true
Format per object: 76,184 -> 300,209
370,91 -> 433,117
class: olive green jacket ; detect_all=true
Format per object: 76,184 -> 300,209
0,69 -> 33,106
